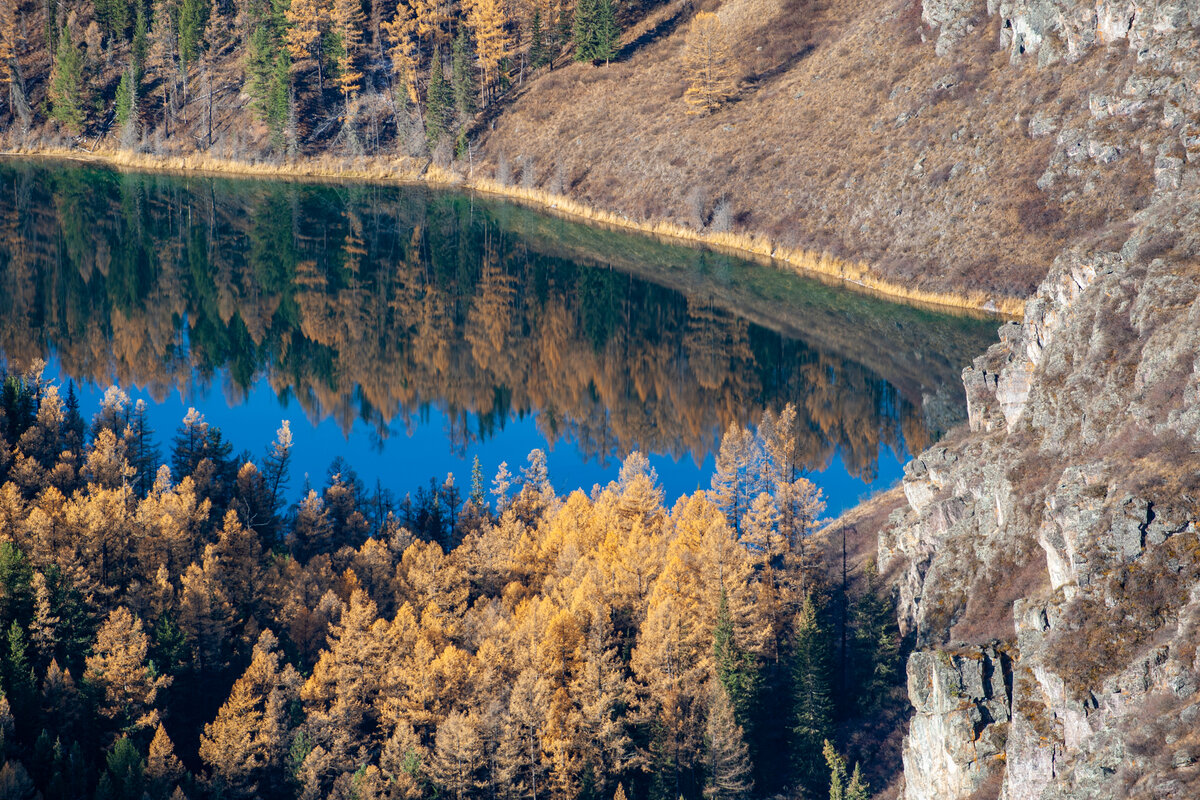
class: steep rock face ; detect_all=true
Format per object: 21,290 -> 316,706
880,188 -> 1200,800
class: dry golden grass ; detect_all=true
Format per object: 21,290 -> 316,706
2,146 -> 1023,316
475,0 -> 1157,302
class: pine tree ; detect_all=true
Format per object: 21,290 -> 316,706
683,11 -> 736,114
48,26 -> 85,133
792,594 -> 833,796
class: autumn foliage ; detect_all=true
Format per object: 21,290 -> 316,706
683,13 -> 736,115
0,364 -> 903,800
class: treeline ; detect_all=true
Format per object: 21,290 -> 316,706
0,0 -> 625,155
0,366 -> 903,800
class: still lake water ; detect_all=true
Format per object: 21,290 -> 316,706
0,158 -> 997,515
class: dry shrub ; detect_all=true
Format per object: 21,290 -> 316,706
965,769 -> 1005,800
1049,531 -> 1200,699
951,533 -> 1048,644
1017,196 -> 1063,233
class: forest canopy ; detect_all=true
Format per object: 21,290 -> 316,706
0,365 -> 903,800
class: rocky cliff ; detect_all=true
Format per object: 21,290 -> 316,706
880,183 -> 1200,798
868,4 -> 1200,797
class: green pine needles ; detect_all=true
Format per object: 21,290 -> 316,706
573,0 -> 619,63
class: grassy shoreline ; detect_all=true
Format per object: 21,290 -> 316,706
1,146 -> 1025,318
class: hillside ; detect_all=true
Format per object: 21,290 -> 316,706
1,0 -> 1195,304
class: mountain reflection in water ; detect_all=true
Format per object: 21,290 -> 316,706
0,159 -> 998,510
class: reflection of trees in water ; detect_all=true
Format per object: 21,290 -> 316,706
0,162 -> 921,478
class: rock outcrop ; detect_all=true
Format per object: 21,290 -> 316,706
884,7 -> 1200,798
881,186 -> 1200,800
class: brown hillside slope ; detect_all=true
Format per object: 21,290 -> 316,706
3,0 -> 1194,305
472,0 -> 1188,300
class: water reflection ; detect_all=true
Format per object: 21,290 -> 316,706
0,159 -> 996,489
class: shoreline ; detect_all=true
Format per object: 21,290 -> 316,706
1,146 -> 1026,319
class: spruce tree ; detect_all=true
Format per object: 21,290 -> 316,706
846,763 -> 869,800
850,560 -> 901,714
593,0 -> 618,63
792,594 -> 834,796
425,52 -> 451,147
571,0 -> 596,61
115,66 -> 138,146
713,589 -> 757,728
126,400 -> 160,497
470,455 -> 485,508
133,5 -> 149,78
451,27 -> 475,121
49,26 -> 85,133
529,8 -> 546,68
822,740 -> 845,800
178,0 -> 209,68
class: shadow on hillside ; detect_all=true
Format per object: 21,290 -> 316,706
616,2 -> 691,62
745,43 -> 817,86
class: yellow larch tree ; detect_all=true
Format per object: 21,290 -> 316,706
466,0 -> 510,101
331,0 -> 366,100
683,11 -> 736,115
0,0 -> 16,87
285,0 -> 330,87
383,0 -> 420,103
412,0 -> 447,48
84,607 -> 172,734
200,630 -> 301,798
146,723 -> 186,800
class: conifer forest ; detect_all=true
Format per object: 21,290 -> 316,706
0,368 -> 902,800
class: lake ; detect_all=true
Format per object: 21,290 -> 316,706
0,157 -> 997,515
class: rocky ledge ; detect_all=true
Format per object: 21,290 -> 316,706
879,185 -> 1200,800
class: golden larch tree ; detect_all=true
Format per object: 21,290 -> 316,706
0,0 -> 18,94
466,0 -> 510,100
286,0 -> 330,86
332,0 -> 366,100
683,11 -> 736,115
84,607 -> 172,733
200,630 -> 301,798
383,0 -> 420,103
